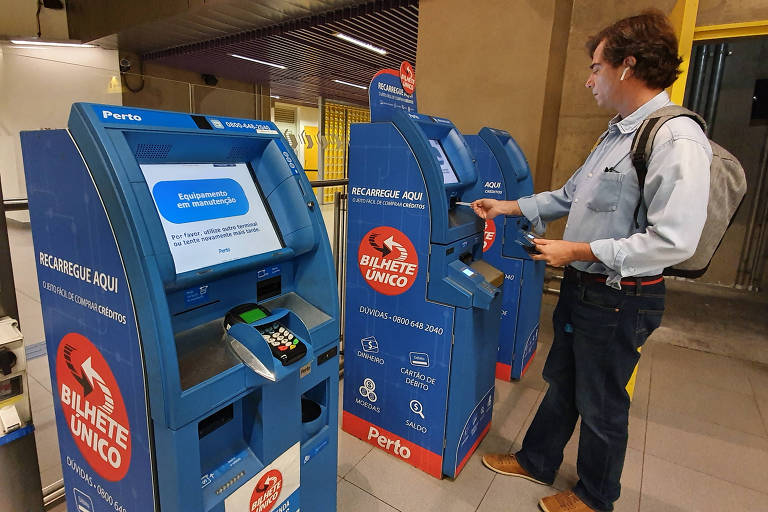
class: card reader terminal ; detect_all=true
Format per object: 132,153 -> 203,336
225,303 -> 308,366
515,231 -> 539,254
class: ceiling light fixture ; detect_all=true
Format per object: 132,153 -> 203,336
10,39 -> 96,48
335,33 -> 387,56
333,79 -> 368,90
229,54 -> 286,70
270,95 -> 280,99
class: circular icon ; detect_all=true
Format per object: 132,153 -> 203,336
400,61 -> 415,95
359,378 -> 378,402
483,219 -> 497,252
250,469 -> 283,512
409,399 -> 425,419
56,333 -> 131,481
358,226 -> 419,296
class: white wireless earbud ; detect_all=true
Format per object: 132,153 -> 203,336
620,67 -> 630,81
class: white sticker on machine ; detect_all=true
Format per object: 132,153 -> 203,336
225,442 -> 301,512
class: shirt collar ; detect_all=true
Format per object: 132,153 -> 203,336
608,91 -> 672,135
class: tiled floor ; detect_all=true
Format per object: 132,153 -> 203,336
7,218 -> 768,511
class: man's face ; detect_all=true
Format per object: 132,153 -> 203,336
585,40 -> 623,111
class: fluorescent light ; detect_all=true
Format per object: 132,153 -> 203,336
270,95 -> 280,99
10,40 -> 95,48
333,79 -> 368,90
229,54 -> 286,70
335,33 -> 387,55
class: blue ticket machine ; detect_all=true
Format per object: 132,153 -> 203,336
21,104 -> 339,512
342,111 -> 503,479
464,128 -> 545,381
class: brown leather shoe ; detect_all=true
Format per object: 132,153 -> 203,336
538,490 -> 595,512
481,453 -> 550,485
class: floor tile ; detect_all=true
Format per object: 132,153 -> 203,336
27,373 -> 54,415
46,500 -> 67,512
614,448 -> 642,512
345,435 -> 497,512
337,479 -> 399,512
640,454 -> 768,511
489,380 -> 541,445
7,221 -> 40,302
338,429 -> 373,478
33,406 -> 61,473
651,343 -> 755,396
516,341 -> 550,392
26,355 -> 53,392
41,462 -> 64,490
16,291 -> 45,346
649,359 -> 767,437
475,473 -> 548,512
747,362 -> 768,403
645,406 -> 768,494
627,352 -> 652,452
661,281 -> 768,366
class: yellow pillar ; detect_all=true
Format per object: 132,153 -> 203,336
667,0 -> 700,104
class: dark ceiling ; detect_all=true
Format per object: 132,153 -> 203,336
142,0 -> 419,106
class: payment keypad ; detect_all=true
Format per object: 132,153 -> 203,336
257,322 -> 307,365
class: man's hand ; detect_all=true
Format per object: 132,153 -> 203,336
530,239 -> 598,266
471,199 -> 521,219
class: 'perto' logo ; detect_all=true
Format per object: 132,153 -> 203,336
483,219 -> 496,252
250,469 -> 283,512
57,333 -> 131,481
358,226 -> 418,295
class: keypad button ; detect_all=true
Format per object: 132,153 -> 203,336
278,345 -> 288,351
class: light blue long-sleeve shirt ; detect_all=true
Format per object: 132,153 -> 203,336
518,92 -> 712,288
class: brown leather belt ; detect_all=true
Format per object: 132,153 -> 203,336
564,266 -> 663,286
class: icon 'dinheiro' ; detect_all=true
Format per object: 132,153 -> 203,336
57,332 -> 131,481
358,226 -> 418,295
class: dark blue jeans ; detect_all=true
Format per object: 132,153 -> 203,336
516,270 -> 665,511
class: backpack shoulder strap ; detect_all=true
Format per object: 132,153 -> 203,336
630,105 -> 708,227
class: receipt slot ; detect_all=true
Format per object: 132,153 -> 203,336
21,104 -> 339,512
342,110 -> 503,479
464,128 -> 545,380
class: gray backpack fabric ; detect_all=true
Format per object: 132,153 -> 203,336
630,105 -> 747,278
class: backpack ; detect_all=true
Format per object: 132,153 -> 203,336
630,105 -> 747,278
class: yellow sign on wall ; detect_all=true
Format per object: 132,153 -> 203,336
304,125 -> 319,171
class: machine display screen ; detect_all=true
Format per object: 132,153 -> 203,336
239,306 -> 268,323
429,139 -> 459,184
140,162 -> 283,274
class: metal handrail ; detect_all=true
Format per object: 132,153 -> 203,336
309,178 -> 349,187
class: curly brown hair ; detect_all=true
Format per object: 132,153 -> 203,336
586,9 -> 682,89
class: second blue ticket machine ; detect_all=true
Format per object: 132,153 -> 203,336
21,104 -> 339,512
464,128 -> 545,381
342,110 -> 504,479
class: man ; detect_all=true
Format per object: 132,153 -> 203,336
472,10 -> 711,512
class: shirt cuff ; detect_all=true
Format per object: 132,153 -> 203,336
589,239 -> 622,289
517,195 -> 546,234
